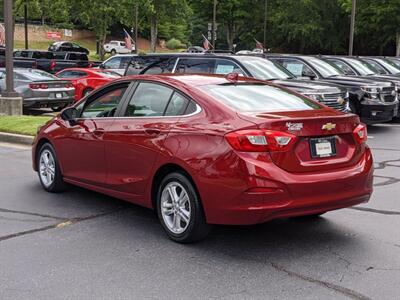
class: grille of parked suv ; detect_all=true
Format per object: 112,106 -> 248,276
379,87 -> 396,103
321,92 -> 347,112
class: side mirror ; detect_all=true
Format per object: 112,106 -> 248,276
61,107 -> 78,125
302,70 -> 316,80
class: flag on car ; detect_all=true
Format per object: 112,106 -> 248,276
254,39 -> 264,50
0,24 -> 5,46
202,34 -> 212,51
123,29 -> 134,50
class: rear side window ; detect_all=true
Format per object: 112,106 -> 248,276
200,83 -> 321,113
164,92 -> 189,116
328,59 -> 356,75
125,82 -> 173,117
125,56 -> 167,75
142,59 -> 176,75
175,58 -> 212,74
213,59 -> 245,75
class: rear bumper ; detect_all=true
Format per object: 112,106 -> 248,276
23,97 -> 74,108
360,101 -> 398,124
200,148 -> 373,225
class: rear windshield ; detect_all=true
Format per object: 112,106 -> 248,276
17,69 -> 58,80
200,83 -> 321,112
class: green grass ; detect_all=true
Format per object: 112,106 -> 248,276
0,116 -> 52,136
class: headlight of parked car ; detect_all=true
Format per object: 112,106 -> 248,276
361,86 -> 380,100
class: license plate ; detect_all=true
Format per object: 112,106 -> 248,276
310,136 -> 336,158
55,93 -> 63,99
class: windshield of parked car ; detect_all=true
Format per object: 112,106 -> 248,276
200,83 -> 321,112
345,58 -> 377,75
380,58 -> 400,74
17,69 -> 58,81
374,58 -> 400,74
305,57 -> 343,77
236,57 -> 294,80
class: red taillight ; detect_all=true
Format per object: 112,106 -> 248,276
225,129 -> 297,152
353,124 -> 367,144
29,83 -> 48,89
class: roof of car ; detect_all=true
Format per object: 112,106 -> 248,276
122,74 -> 264,87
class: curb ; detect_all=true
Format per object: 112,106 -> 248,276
0,132 -> 34,145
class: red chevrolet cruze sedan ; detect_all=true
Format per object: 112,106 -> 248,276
32,74 -> 373,243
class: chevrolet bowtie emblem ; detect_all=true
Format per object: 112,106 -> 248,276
322,123 -> 336,131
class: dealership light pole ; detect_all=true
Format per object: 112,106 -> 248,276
263,0 -> 267,51
0,0 -> 22,116
24,0 -> 28,49
212,0 -> 217,51
348,0 -> 356,56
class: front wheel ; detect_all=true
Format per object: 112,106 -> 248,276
157,172 -> 211,243
37,143 -> 66,193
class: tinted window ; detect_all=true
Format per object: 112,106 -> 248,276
345,58 -> 377,75
175,58 -> 212,74
164,92 -> 190,116
104,57 -> 122,69
125,82 -> 173,117
126,57 -> 165,75
275,58 -> 315,77
81,86 -> 127,118
120,56 -> 132,70
142,59 -> 176,75
200,83 -> 321,112
213,59 -> 245,75
18,69 -> 58,80
375,58 -> 400,74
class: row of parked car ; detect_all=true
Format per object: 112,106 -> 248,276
1,49 -> 400,124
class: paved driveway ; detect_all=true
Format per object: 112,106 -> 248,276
0,124 -> 399,300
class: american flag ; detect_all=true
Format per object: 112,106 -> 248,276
202,34 -> 212,51
254,38 -> 264,50
123,29 -> 134,50
0,24 -> 5,46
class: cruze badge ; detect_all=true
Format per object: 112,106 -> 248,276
322,123 -> 336,131
286,122 -> 303,131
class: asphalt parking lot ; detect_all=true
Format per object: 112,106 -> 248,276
0,124 -> 399,300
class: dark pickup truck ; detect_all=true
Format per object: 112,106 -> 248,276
0,49 -> 101,74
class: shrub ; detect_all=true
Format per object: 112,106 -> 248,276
166,38 -> 182,50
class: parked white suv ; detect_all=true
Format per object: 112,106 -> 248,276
103,41 -> 134,55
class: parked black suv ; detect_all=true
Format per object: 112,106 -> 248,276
266,54 -> 398,124
124,53 -> 350,112
357,57 -> 400,76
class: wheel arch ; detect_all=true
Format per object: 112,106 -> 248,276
150,163 -> 201,211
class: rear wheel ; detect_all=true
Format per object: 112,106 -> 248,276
110,49 -> 117,56
37,143 -> 66,193
157,172 -> 211,243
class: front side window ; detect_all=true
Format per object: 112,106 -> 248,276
80,86 -> 127,118
175,58 -> 212,74
200,83 -> 321,113
275,58 -> 315,77
125,83 -> 173,117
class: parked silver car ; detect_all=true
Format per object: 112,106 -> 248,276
0,68 -> 75,111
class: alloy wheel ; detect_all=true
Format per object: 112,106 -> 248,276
39,149 -> 56,188
160,182 -> 191,234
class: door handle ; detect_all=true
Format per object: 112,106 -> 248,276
144,128 -> 161,136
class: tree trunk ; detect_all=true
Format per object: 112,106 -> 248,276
396,32 -> 400,57
150,14 -> 158,53
99,35 -> 107,60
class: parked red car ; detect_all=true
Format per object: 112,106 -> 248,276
56,68 -> 121,101
32,74 -> 373,243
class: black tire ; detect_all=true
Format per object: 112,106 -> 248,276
37,143 -> 66,193
51,104 -> 67,112
156,172 -> 211,243
83,88 -> 94,97
110,49 -> 117,56
294,212 -> 326,220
